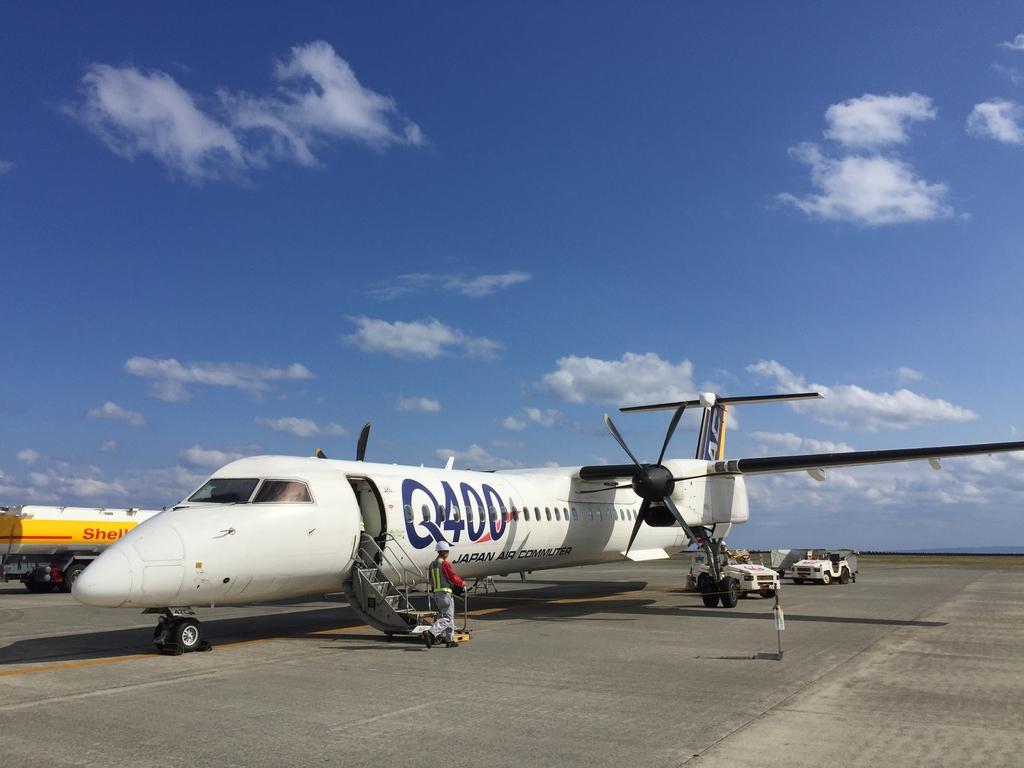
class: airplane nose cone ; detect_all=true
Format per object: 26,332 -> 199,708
72,550 -> 134,607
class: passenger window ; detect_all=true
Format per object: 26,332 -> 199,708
586,509 -> 594,521
571,508 -> 578,521
534,507 -> 541,521
554,508 -> 561,521
523,508 -> 530,521
404,504 -> 414,522
467,507 -> 475,522
253,480 -> 312,503
453,507 -> 462,521
421,504 -> 431,522
545,507 -> 552,521
488,506 -> 497,522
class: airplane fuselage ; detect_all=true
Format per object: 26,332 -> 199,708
73,454 -> 749,609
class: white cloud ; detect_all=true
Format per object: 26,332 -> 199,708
69,64 -> 245,181
747,359 -> 976,431
125,357 -> 313,401
749,431 -> 855,454
257,417 -> 346,438
445,272 -> 531,298
0,160 -> 12,174
897,366 -> 923,383
502,407 -> 564,431
346,317 -> 502,359
1000,33 -> 1024,51
179,445 -> 250,469
967,100 -> 1024,145
68,41 -> 422,181
16,449 -> 40,465
433,444 -> 522,470
824,93 -> 936,148
542,352 -> 695,405
502,416 -> 526,431
369,271 -> 531,301
225,40 -> 423,167
98,440 -> 118,453
87,401 -> 146,427
397,396 -> 441,412
778,142 -> 952,225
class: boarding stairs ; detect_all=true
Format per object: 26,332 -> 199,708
343,533 -> 434,635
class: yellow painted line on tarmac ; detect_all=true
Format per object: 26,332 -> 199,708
0,653 -> 152,678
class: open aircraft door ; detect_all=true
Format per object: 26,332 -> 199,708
347,476 -> 388,541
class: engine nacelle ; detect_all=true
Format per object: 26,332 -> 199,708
673,474 -> 749,526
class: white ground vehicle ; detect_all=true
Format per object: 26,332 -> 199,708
790,550 -> 858,585
687,549 -> 780,600
1,505 -> 160,592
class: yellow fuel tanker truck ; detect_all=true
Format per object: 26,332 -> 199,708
1,505 -> 161,592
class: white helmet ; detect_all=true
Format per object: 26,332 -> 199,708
436,541 -> 451,552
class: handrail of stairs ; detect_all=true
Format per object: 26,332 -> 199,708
358,532 -> 423,589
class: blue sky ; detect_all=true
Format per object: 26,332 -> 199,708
2,3 -> 1024,548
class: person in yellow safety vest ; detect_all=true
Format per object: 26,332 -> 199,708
423,541 -> 465,649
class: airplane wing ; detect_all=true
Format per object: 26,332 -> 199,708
714,440 -> 1024,475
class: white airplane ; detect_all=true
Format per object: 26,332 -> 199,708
74,392 -> 1024,653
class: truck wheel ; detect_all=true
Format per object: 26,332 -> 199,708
792,578 -> 804,585
719,577 -> 740,608
700,578 -> 719,608
839,568 -> 850,584
821,572 -> 831,585
760,588 -> 776,599
25,578 -> 54,593
59,563 -> 86,593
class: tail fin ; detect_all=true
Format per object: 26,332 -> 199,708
619,391 -> 823,461
696,404 -> 728,460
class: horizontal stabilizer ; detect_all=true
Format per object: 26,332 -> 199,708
716,440 -> 1024,475
621,391 -> 822,414
621,548 -> 670,562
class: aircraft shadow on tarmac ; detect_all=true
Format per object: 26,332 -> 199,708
0,579 -> 943,665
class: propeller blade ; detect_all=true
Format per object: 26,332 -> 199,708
656,404 -> 686,465
356,421 -> 371,462
625,499 -> 650,556
662,495 -> 688,529
604,414 -> 642,467
578,483 -> 632,494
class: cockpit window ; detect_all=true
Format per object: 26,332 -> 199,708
254,480 -> 312,503
188,478 -> 259,504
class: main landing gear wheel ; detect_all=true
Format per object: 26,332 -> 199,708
700,577 -> 719,608
718,576 -> 740,608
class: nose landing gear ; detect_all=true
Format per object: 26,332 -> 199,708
149,607 -> 212,655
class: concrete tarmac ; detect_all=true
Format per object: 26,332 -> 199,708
1,557 -> 1022,768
